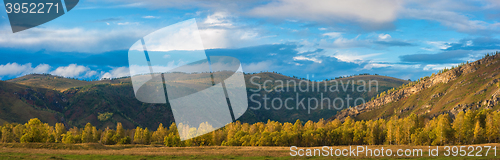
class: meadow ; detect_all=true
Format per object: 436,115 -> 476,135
0,143 -> 500,159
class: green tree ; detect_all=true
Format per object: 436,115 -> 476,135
20,118 -> 48,143
101,127 -> 116,145
143,128 -> 151,145
62,132 -> 75,144
81,123 -> 94,143
92,127 -> 100,143
152,123 -> 167,144
115,122 -> 125,140
1,124 -> 14,143
133,127 -> 143,144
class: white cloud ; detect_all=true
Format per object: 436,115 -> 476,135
322,32 -> 342,39
295,40 -> 318,54
293,56 -> 322,63
85,71 -> 98,77
242,61 -> 275,73
318,28 -> 327,31
378,34 -> 391,40
0,63 -> 50,76
248,0 -> 403,26
423,64 -> 459,71
117,22 -> 139,25
321,35 -> 367,48
402,8 -> 500,34
50,64 -> 91,78
426,41 -> 452,50
362,62 -> 420,70
0,26 -> 150,52
197,12 -> 268,49
204,12 -> 233,28
465,40 -> 473,46
142,16 -> 159,19
101,67 -> 130,79
362,63 -> 391,70
331,52 -> 382,64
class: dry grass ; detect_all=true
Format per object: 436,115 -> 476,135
1,143 -> 500,159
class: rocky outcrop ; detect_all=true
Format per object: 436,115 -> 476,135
330,54 -> 500,122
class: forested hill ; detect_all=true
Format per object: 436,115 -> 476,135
0,72 -> 407,130
331,52 -> 500,122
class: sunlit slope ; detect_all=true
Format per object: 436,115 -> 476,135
7,74 -> 127,91
331,53 -> 500,121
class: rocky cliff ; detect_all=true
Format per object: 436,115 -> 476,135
330,52 -> 500,121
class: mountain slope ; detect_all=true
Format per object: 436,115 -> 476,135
0,72 -> 408,129
7,74 -> 127,91
330,53 -> 500,122
0,81 -> 63,125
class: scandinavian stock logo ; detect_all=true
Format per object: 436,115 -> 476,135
128,19 -> 248,140
3,0 -> 79,33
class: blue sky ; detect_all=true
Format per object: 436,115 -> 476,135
0,0 -> 500,81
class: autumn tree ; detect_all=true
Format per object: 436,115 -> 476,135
473,121 -> 485,144
81,123 -> 94,143
485,112 -> 499,143
20,118 -> 48,143
133,127 -> 143,144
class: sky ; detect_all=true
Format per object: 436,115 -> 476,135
0,0 -> 500,81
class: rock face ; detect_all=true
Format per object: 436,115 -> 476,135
329,54 -> 500,122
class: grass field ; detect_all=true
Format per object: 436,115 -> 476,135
0,143 -> 500,159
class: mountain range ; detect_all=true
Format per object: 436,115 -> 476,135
0,72 -> 408,129
331,52 -> 500,122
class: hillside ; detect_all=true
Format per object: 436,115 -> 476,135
0,81 -> 63,125
0,72 -> 408,129
330,52 -> 500,122
7,74 -> 127,91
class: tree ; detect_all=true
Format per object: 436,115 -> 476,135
101,127 -> 116,145
81,123 -> 94,143
463,111 -> 477,144
62,132 -> 75,144
485,112 -> 499,143
432,114 -> 453,145
1,124 -> 14,143
20,118 -> 48,143
164,132 -> 181,147
386,117 -> 395,145
352,121 -> 366,145
116,122 -> 125,140
473,121 -> 485,144
143,128 -> 151,145
54,123 -> 66,143
152,123 -> 167,144
92,127 -> 100,143
133,127 -> 143,144
453,111 -> 465,144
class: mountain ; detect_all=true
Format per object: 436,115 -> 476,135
7,74 -> 127,91
0,72 -> 408,129
330,52 -> 500,122
0,80 -> 63,125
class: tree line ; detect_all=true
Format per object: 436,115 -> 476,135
1,109 -> 500,146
